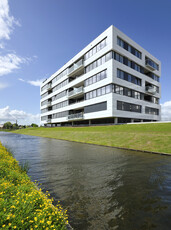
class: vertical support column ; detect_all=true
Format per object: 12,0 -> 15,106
72,121 -> 74,126
89,120 -> 91,126
131,119 -> 134,123
141,120 -> 143,123
114,117 -> 118,124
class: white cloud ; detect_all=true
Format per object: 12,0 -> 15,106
0,82 -> 8,89
0,1 -> 32,78
18,78 -> 25,82
0,0 -> 20,40
28,79 -> 44,87
18,78 -> 44,87
0,53 -> 27,76
161,101 -> 171,121
0,106 -> 40,125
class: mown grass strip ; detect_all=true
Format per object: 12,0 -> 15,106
0,143 -> 68,229
12,123 -> 171,154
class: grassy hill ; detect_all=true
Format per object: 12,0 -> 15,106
12,123 -> 171,154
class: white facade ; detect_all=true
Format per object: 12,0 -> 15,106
40,25 -> 161,126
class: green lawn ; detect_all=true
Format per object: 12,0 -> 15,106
12,123 -> 171,154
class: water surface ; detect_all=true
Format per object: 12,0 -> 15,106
0,132 -> 171,230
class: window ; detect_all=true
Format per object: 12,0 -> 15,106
85,84 -> 112,100
85,52 -> 112,74
145,107 -> 159,115
84,70 -> 107,87
117,69 -> 142,86
84,38 -> 107,60
117,37 -> 142,59
117,101 -> 141,113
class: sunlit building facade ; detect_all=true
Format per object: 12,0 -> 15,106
40,25 -> 161,126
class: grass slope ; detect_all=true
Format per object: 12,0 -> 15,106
0,143 -> 68,229
12,123 -> 171,154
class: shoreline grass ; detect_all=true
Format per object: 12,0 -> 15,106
11,122 -> 171,154
0,143 -> 68,229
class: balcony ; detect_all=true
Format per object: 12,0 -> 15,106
68,86 -> 84,99
68,59 -> 84,76
145,59 -> 156,71
45,101 -> 52,107
68,112 -> 84,120
46,83 -> 52,91
146,86 -> 157,95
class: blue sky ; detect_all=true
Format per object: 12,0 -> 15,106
0,0 -> 171,124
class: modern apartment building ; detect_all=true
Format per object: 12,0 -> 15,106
40,25 -> 161,126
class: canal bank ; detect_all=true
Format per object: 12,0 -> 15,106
0,142 -> 68,230
12,122 -> 171,154
0,132 -> 171,229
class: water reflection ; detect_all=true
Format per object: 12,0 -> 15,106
0,132 -> 171,230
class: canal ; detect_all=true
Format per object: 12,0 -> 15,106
0,132 -> 171,230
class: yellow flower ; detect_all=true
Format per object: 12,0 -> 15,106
34,217 -> 37,222
47,220 -> 52,225
2,225 -> 5,228
8,223 -> 11,226
14,226 -> 17,229
35,225 -> 38,228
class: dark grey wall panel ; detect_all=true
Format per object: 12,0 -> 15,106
84,102 -> 107,114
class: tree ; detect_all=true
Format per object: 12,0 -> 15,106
12,123 -> 19,130
31,123 -> 38,127
3,122 -> 13,129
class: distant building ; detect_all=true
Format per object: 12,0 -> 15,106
40,25 -> 161,126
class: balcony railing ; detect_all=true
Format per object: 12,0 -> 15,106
45,83 -> 52,91
68,112 -> 84,120
46,119 -> 51,123
146,86 -> 157,95
68,59 -> 84,76
145,59 -> 157,71
68,86 -> 84,98
45,101 -> 51,107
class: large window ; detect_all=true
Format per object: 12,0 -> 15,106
145,107 -> 159,115
145,57 -> 159,71
52,111 -> 68,119
52,79 -> 68,93
52,100 -> 68,110
85,51 -> 159,82
41,69 -> 67,92
85,84 -> 112,100
117,37 -> 142,59
52,90 -> 67,102
84,38 -> 107,60
85,52 -> 112,73
117,69 -> 141,86
113,85 -> 142,100
117,101 -> 142,113
113,52 -> 160,82
41,92 -> 49,99
85,70 -> 107,87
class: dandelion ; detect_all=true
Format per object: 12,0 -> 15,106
47,220 -> 52,225
34,217 -> 37,222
